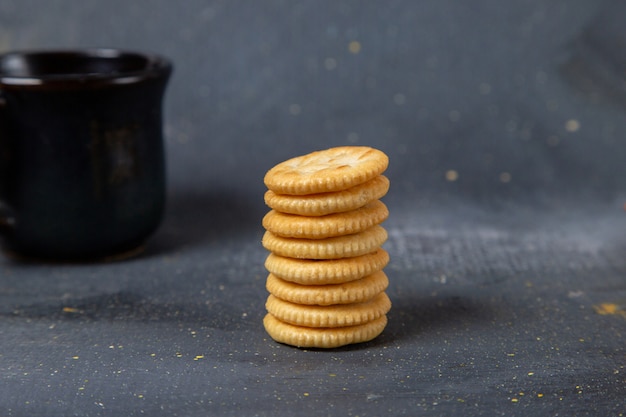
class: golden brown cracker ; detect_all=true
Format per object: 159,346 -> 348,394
266,271 -> 389,305
262,225 -> 387,260
264,249 -> 390,285
264,146 -> 389,195
265,292 -> 391,328
262,200 -> 388,239
264,175 -> 389,216
263,313 -> 388,348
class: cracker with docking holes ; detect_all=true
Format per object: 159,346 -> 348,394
263,313 -> 388,349
266,270 -> 389,305
264,146 -> 389,195
261,146 -> 391,348
264,175 -> 389,216
264,249 -> 390,285
262,200 -> 389,239
262,225 -> 387,260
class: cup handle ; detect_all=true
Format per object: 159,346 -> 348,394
0,92 -> 16,233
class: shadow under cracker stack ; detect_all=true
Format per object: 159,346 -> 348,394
261,146 -> 391,348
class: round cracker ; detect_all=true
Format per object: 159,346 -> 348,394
264,249 -> 390,285
266,271 -> 389,305
262,200 -> 389,239
264,175 -> 389,216
264,146 -> 389,195
265,292 -> 391,328
262,225 -> 387,260
263,313 -> 388,348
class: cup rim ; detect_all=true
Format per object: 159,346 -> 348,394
0,48 -> 172,88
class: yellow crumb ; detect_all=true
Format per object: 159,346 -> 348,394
594,303 -> 621,315
565,119 -> 580,132
348,41 -> 361,54
445,170 -> 459,181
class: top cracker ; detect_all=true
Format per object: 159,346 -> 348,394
264,146 -> 389,195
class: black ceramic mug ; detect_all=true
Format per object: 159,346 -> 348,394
0,49 -> 172,260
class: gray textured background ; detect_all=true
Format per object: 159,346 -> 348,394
1,0 -> 624,203
1,1 -> 625,416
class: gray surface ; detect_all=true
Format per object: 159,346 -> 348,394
1,1 -> 626,416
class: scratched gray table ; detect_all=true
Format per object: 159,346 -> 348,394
1,1 -> 625,416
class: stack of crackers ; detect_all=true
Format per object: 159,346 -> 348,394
261,146 -> 391,348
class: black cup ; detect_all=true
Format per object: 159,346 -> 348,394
0,49 -> 172,260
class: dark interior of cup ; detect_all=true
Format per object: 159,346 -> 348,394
0,50 -> 163,79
